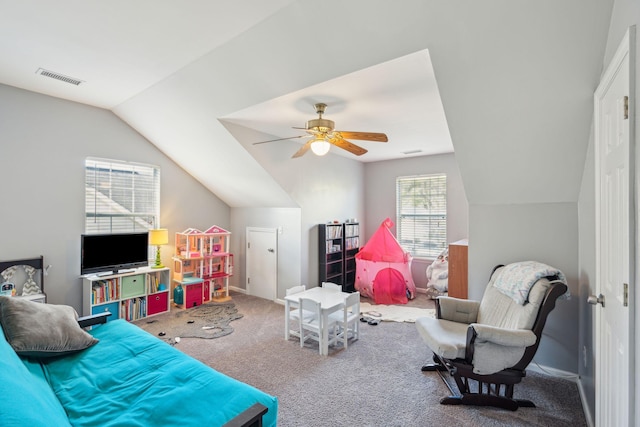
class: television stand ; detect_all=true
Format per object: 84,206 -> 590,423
96,271 -> 114,277
82,266 -> 171,322
94,268 -> 138,277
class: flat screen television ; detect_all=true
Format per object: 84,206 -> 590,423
81,232 -> 149,275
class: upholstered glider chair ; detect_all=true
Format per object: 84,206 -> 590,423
415,262 -> 568,411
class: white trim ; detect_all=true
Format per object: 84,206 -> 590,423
577,379 -> 595,427
527,361 -> 579,380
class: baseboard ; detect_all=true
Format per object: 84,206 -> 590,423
527,362 -> 593,427
576,378 -> 594,427
527,361 -> 578,380
229,286 -> 287,306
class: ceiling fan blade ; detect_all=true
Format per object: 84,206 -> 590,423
335,131 -> 388,142
253,135 -> 307,145
330,135 -> 368,156
292,141 -> 312,158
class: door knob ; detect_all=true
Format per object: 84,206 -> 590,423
267,248 -> 275,253
587,294 -> 605,307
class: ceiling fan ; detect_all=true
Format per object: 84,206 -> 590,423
253,103 -> 388,158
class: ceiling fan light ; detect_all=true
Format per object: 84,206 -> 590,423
310,138 -> 331,156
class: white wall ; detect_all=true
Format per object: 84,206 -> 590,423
469,203 -> 579,372
364,153 -> 469,289
0,84 -> 230,310
578,126 -> 596,418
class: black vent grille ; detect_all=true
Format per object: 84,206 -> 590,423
36,68 -> 83,86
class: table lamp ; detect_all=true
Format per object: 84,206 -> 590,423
149,228 -> 169,269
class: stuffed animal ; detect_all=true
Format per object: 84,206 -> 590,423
425,248 -> 448,299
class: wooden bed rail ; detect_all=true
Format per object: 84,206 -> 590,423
222,403 -> 269,427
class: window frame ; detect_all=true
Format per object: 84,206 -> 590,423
396,173 -> 447,259
84,157 -> 161,235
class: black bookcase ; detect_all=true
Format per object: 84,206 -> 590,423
318,223 -> 344,285
342,222 -> 360,292
318,222 -> 360,292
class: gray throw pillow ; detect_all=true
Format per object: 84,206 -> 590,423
0,296 -> 98,357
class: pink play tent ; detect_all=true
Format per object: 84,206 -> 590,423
354,218 -> 416,304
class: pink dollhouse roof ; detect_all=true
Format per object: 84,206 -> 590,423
204,225 -> 230,234
180,228 -> 203,234
355,218 -> 409,263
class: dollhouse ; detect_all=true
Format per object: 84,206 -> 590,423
172,225 -> 233,308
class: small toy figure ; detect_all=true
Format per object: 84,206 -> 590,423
1,282 -> 15,296
426,248 -> 449,299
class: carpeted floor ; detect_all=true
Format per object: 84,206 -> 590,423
133,301 -> 243,343
360,301 -> 435,322
154,291 -> 587,427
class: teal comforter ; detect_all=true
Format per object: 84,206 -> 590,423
35,320 -> 277,427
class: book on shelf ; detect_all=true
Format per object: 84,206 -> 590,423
345,236 -> 360,250
121,297 -> 146,321
325,224 -> 343,239
326,242 -> 341,253
147,274 -> 161,293
91,279 -> 119,304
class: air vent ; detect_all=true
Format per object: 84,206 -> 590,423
36,68 -> 83,86
402,149 -> 423,155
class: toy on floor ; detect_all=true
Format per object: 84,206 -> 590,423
425,248 -> 448,299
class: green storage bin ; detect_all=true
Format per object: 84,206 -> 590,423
121,274 -> 145,299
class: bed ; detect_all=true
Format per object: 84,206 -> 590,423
0,256 -> 277,427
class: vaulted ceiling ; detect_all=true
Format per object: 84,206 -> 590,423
1,1 -> 612,207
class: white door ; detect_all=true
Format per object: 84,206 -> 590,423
246,227 -> 277,301
593,26 -> 635,427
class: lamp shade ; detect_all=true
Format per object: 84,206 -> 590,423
149,228 -> 169,246
310,137 -> 331,156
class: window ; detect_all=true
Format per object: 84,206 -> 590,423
396,174 -> 446,258
85,158 -> 160,234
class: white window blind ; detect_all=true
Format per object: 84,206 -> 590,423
396,174 -> 447,258
85,158 -> 160,234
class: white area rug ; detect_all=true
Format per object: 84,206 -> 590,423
360,302 -> 435,323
